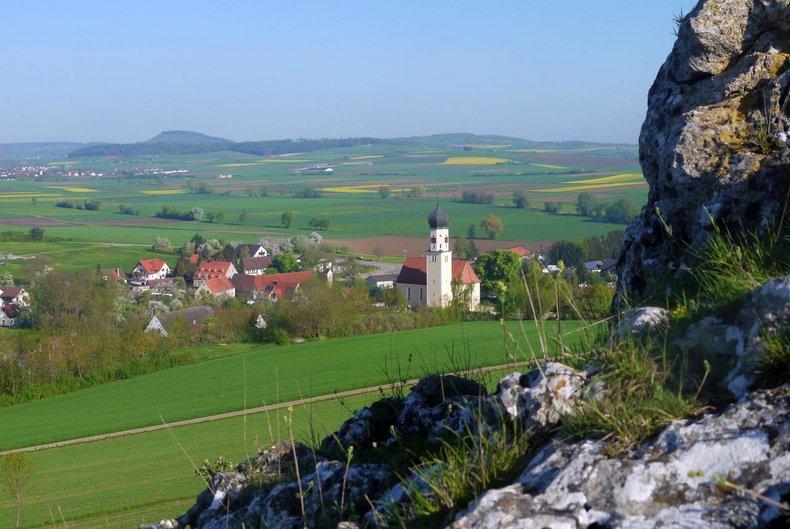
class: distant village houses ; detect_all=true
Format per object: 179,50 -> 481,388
145,306 -> 215,337
131,259 -> 170,282
193,260 -> 237,287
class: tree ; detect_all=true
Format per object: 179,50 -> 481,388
576,192 -> 596,216
1,451 -> 35,527
544,201 -> 560,213
30,197 -> 37,206
308,217 -> 331,231
605,198 -> 639,224
273,253 -> 299,273
480,214 -> 504,239
475,250 -> 523,294
0,271 -> 13,286
239,210 -> 248,224
189,207 -> 204,221
205,212 -> 217,223
467,224 -> 477,239
378,185 -> 391,199
547,240 -> 585,267
512,190 -> 529,209
474,249 -> 525,317
454,236 -> 478,260
28,228 -> 44,242
281,211 -> 293,228
152,237 -> 172,253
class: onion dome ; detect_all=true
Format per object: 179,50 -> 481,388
428,204 -> 449,228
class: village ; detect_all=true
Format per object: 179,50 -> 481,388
1,205 -> 619,338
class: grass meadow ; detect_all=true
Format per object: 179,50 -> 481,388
1,320 -> 581,450
0,393 -> 378,529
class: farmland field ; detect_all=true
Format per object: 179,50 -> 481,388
0,320 -> 585,451
0,393 -> 379,529
0,142 -> 644,259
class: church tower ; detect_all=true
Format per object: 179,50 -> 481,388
426,202 -> 453,307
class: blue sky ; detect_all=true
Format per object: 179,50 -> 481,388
0,0 -> 697,144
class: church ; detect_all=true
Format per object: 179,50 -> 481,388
395,204 -> 481,310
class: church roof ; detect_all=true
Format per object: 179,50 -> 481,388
428,204 -> 449,229
395,257 -> 480,286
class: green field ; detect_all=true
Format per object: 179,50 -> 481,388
0,393 -> 378,529
0,143 -> 644,256
1,321 -> 581,451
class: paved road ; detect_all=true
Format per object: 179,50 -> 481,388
358,259 -> 403,278
1,360 -> 537,455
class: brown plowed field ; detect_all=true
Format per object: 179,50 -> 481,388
325,236 -> 551,257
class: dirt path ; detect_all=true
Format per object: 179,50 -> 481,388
1,360 -> 537,455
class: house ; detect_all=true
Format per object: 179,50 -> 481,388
131,259 -> 170,281
0,286 -> 29,308
584,261 -> 604,274
240,256 -> 273,275
231,271 -> 314,301
238,244 -> 268,258
394,205 -> 481,310
195,276 -> 236,299
315,260 -> 333,285
508,246 -> 531,259
193,260 -> 237,287
366,273 -> 399,291
144,306 -> 215,337
600,258 -> 618,274
188,253 -> 201,266
0,305 -> 19,327
101,268 -> 127,283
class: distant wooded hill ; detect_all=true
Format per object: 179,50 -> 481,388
68,131 -> 386,157
0,131 -> 636,161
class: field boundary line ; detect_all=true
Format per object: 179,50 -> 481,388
1,360 -> 535,455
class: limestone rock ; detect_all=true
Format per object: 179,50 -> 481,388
495,363 -> 588,429
453,388 -> 790,529
617,0 -> 790,301
676,275 -> 790,398
611,306 -> 671,343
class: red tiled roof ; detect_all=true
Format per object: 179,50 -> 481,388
395,256 -> 480,286
1,305 -> 19,318
202,276 -> 235,294
194,261 -> 235,281
266,281 -> 301,300
188,253 -> 201,265
137,259 -> 168,275
508,246 -> 530,257
231,271 -> 314,294
0,286 -> 24,298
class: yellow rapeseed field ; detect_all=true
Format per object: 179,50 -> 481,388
47,161 -> 79,165
349,155 -> 383,160
564,173 -> 643,185
45,186 -> 98,192
442,157 -> 513,165
139,189 -> 187,195
529,163 -> 568,170
0,193 -> 62,200
535,182 -> 646,193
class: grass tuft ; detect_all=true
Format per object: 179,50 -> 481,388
563,337 -> 705,455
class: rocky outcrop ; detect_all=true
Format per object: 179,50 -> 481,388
617,0 -> 790,300
452,387 -> 789,529
676,274 -> 790,398
143,366 -> 588,529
